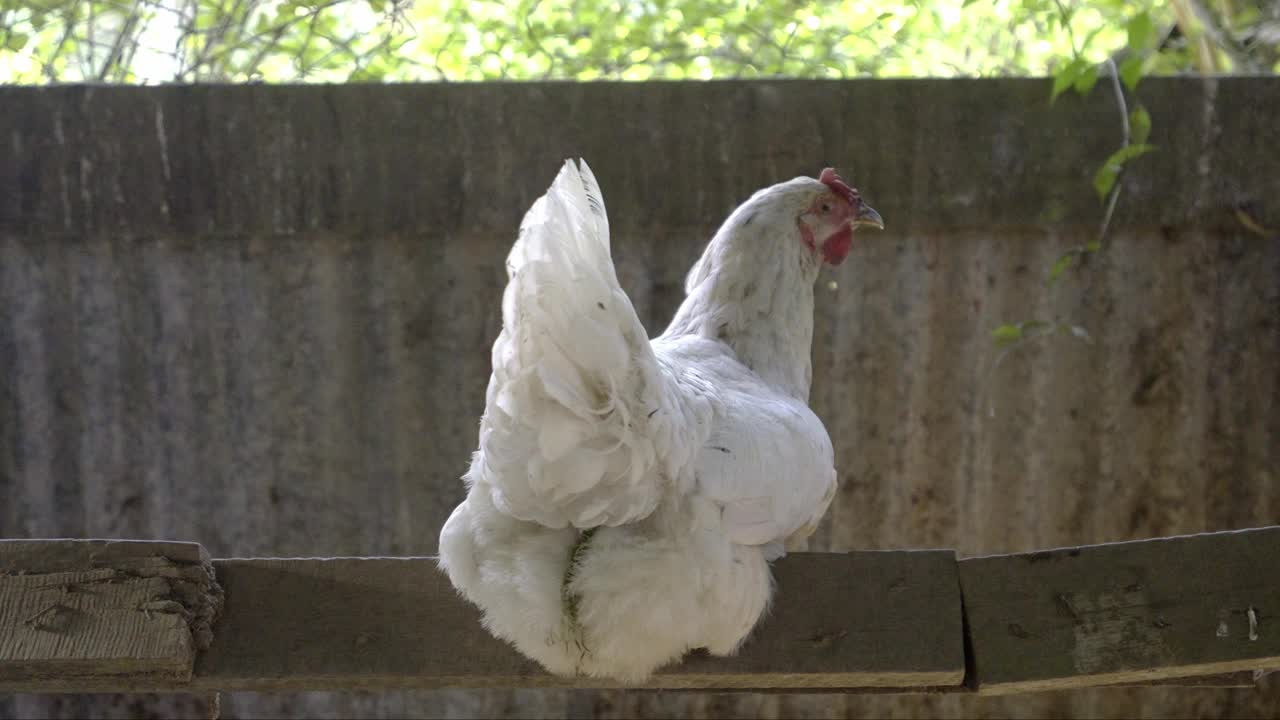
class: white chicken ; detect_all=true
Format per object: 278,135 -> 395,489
438,159 -> 883,683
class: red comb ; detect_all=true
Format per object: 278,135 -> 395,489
819,167 -> 860,205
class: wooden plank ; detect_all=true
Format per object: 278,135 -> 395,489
186,550 -> 964,691
960,526 -> 1280,695
680,671 -> 1260,695
0,540 -> 222,692
1121,670 -> 1258,689
4,531 -> 1275,694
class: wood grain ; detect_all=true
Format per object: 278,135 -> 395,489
189,550 -> 964,691
4,532 -> 1279,695
0,540 -> 221,692
960,526 -> 1280,695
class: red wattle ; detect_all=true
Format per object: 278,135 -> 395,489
823,226 -> 853,265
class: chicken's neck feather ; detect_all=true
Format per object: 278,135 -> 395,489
662,207 -> 822,402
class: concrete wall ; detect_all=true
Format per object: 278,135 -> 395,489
1,79 -> 1277,718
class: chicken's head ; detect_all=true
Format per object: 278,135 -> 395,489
794,168 -> 883,266
683,167 -> 885,298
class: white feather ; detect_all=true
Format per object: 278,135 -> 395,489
438,159 -> 841,683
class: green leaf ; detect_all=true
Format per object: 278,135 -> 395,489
1050,57 -> 1090,103
1234,7 -> 1262,27
1073,63 -> 1098,94
4,32 -> 29,52
1052,1 -> 1073,27
992,323 -> 1023,346
1119,54 -> 1144,91
1129,105 -> 1151,146
1086,239 -> 1102,252
1021,320 -> 1051,335
1080,25 -> 1107,53
1048,250 -> 1078,283
1126,11 -> 1155,51
1093,143 -> 1156,199
1093,169 -> 1119,200
1094,167 -> 1118,200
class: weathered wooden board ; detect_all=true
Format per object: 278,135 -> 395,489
5,530 -> 1278,695
187,550 -> 964,691
0,540 -> 222,692
960,526 -> 1280,695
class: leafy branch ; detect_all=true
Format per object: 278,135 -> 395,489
987,5 -> 1164,357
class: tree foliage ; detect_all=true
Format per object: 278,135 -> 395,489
0,0 -> 1277,84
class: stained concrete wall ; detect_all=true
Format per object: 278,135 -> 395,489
1,79 -> 1277,718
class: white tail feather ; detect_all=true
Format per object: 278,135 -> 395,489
473,159 -> 665,528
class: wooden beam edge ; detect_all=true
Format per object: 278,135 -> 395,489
976,661 -> 1277,696
960,524 -> 1280,562
4,530 -> 1280,694
180,669 -> 968,693
11,668 -> 1259,695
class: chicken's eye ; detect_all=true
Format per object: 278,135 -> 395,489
820,203 -> 831,213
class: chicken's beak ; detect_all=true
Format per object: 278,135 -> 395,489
854,204 -> 884,230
